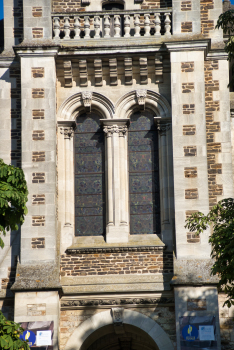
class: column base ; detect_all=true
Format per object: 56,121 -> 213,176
106,225 -> 129,243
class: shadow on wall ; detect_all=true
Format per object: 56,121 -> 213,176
0,19 -> 3,53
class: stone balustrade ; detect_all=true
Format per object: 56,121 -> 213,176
52,9 -> 172,40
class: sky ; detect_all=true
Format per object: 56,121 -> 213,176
0,0 -> 234,20
0,0 -> 3,21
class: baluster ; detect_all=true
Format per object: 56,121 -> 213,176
114,15 -> 121,38
94,16 -> 101,39
134,14 -> 141,37
64,17 -> 70,39
144,14 -> 150,37
154,13 -> 161,37
84,16 -> 90,38
124,15 -> 131,37
74,17 -> 81,39
164,13 -> 171,36
104,15 -> 110,38
53,17 -> 60,39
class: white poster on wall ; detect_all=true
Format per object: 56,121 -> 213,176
36,330 -> 52,346
199,326 -> 215,341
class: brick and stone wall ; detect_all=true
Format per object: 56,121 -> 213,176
60,250 -> 173,277
200,0 -> 214,37
10,66 -> 22,168
204,60 -> 223,208
52,0 -> 84,12
59,305 -> 175,349
141,0 -> 172,9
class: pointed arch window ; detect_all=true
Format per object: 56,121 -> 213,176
74,112 -> 106,236
128,110 -> 161,235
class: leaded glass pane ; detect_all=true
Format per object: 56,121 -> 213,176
129,111 -> 160,235
75,113 -> 105,237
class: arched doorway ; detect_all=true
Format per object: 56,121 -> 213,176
64,310 -> 174,350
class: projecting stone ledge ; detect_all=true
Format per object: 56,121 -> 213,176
171,259 -> 219,286
67,234 -> 165,254
11,262 -> 61,291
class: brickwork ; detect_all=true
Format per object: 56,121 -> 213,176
181,1 -> 192,11
187,232 -> 200,243
31,238 -> 45,248
32,88 -> 44,98
32,28 -> 43,38
32,67 -> 44,78
185,188 -> 198,199
183,104 -> 195,114
200,0 -> 214,37
27,304 -> 46,316
204,60 -> 223,208
32,7 -> 43,17
184,167 -> 197,178
59,306 -> 176,349
184,146 -> 197,156
181,62 -> 194,72
32,130 -> 45,141
181,22 -> 192,33
52,0 -> 84,12
141,0 -> 172,9
1,267 -> 16,290
32,194 -> 45,205
12,0 -> 23,44
183,125 -> 196,135
32,109 -> 45,119
32,152 -> 45,162
187,299 -> 206,310
32,172 -> 45,183
32,216 -> 45,226
10,67 -> 21,168
60,250 -> 173,277
185,210 -> 198,219
182,82 -> 194,93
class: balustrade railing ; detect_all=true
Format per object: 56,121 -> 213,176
52,9 -> 172,40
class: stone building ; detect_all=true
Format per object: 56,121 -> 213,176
0,0 -> 234,349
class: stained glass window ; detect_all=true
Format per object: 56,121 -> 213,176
128,110 -> 160,235
74,113 -> 105,236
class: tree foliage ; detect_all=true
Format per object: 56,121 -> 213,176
0,159 -> 28,249
185,198 -> 234,308
0,311 -> 30,350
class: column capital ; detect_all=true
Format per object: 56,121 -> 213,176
58,121 -> 76,139
154,118 -> 171,136
101,119 -> 130,137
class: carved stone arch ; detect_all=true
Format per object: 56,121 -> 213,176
57,91 -> 115,121
115,90 -> 171,120
64,309 -> 174,350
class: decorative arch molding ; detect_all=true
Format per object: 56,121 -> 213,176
115,90 -> 171,120
57,91 -> 115,121
64,309 -> 174,350
57,89 -> 171,122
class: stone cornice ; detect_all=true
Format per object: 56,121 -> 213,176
206,49 -> 228,61
61,296 -> 174,308
165,39 -> 210,53
14,45 -> 59,58
66,245 -> 165,254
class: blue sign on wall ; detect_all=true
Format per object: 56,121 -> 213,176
182,325 -> 199,342
20,330 -> 36,347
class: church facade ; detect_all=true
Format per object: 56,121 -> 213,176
0,0 -> 234,349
